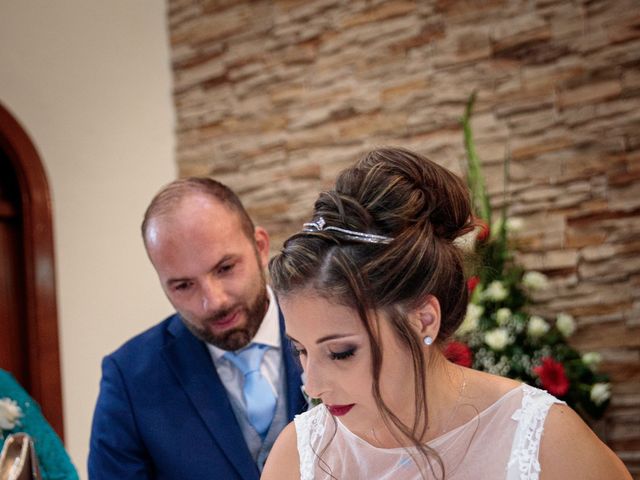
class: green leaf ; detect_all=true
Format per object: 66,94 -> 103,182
461,91 -> 492,223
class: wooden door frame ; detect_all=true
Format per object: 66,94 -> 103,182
0,102 -> 64,439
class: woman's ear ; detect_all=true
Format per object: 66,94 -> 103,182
409,295 -> 442,343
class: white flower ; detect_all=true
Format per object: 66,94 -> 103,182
491,217 -> 524,238
496,308 -> 512,326
522,271 -> 549,291
482,281 -> 508,302
527,315 -> 550,338
458,304 -> 484,334
556,313 -> 576,338
484,328 -> 510,351
454,227 -> 479,252
0,398 -> 22,431
590,383 -> 611,406
506,217 -> 524,232
582,352 -> 602,370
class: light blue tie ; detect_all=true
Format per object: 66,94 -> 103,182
224,344 -> 276,439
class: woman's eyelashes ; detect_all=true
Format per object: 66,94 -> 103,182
290,343 -> 357,361
329,347 -> 356,360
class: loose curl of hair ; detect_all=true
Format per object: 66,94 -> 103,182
269,147 -> 474,479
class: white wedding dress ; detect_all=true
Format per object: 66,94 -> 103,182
294,384 -> 563,480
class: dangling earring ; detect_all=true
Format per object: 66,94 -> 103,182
423,336 -> 433,346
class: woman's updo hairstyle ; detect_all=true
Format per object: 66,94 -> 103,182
270,147 -> 474,340
270,147 -> 474,478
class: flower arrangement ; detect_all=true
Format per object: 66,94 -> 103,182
0,397 -> 23,437
447,93 -> 611,419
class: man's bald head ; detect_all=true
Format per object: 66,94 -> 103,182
141,177 -> 255,247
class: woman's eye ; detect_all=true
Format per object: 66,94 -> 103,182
292,346 -> 306,357
330,348 -> 356,361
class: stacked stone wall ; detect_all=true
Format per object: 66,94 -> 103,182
168,0 -> 640,473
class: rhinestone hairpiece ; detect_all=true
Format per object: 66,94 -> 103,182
302,216 -> 394,245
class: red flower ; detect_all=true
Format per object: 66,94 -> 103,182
467,276 -> 480,294
444,341 -> 473,368
533,357 -> 570,397
476,219 -> 490,243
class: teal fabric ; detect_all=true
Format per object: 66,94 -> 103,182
0,370 -> 79,480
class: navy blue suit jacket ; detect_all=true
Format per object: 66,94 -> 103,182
88,312 -> 305,480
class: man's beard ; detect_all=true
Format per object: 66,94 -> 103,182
182,276 -> 269,351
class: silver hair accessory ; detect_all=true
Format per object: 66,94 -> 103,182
302,216 -> 393,245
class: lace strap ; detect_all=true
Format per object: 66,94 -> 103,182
507,385 -> 565,480
294,405 -> 327,480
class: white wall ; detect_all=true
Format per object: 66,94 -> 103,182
0,2 -> 176,477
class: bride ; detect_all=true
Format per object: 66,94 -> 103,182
262,147 -> 630,479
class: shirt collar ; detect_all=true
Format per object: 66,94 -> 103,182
207,286 -> 280,360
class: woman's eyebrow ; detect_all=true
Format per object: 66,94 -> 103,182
286,333 -> 358,345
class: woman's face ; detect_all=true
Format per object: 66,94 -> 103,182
280,291 -> 416,438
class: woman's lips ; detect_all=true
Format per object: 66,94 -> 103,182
326,404 -> 355,416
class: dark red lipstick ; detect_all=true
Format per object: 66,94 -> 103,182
326,404 -> 355,416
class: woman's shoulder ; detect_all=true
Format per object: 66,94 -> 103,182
539,404 -> 631,480
462,368 -> 522,409
263,405 -> 328,480
262,422 -> 300,480
462,372 -> 631,478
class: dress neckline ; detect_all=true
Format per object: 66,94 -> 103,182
334,383 -> 524,453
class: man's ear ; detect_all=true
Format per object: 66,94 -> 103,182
254,226 -> 270,268
409,295 -> 442,342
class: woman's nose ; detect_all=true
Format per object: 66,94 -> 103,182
301,359 -> 328,400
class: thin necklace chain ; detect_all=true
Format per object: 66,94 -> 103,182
435,367 -> 467,435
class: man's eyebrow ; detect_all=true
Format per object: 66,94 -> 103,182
166,276 -> 190,286
286,333 -> 358,345
209,254 -> 237,272
166,254 -> 237,285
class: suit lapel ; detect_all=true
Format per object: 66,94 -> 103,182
162,317 -> 259,480
278,310 -> 307,419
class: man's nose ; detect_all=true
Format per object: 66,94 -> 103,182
200,278 -> 229,314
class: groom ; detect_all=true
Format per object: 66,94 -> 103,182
88,177 -> 306,479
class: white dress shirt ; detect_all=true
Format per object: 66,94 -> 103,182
207,287 -> 283,408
